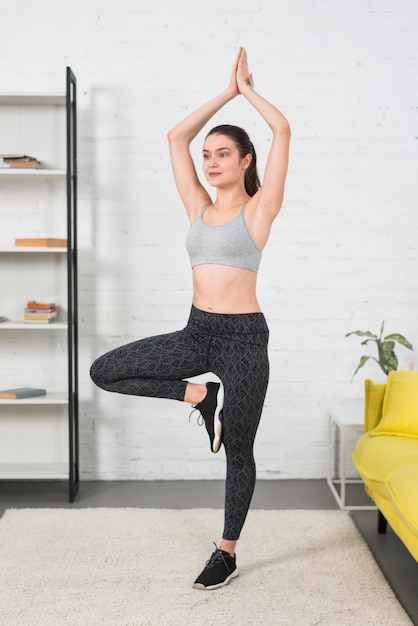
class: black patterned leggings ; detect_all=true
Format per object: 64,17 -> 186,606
90,304 -> 270,540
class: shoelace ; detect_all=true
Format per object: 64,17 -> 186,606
189,408 -> 224,433
189,407 -> 204,427
205,542 -> 232,572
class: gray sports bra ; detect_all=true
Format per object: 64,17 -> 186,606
186,203 -> 262,273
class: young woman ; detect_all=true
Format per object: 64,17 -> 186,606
90,47 -> 290,590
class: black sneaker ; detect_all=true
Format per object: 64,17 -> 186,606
191,381 -> 224,453
193,543 -> 239,590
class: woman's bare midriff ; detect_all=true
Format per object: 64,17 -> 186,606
191,264 -> 261,314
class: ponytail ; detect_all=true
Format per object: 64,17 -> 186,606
244,141 -> 260,197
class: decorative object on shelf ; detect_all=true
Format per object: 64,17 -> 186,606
346,321 -> 413,380
0,154 -> 41,169
0,387 -> 47,399
24,301 -> 57,324
0,315 -> 8,323
15,238 -> 67,247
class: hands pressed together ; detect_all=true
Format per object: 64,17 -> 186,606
229,47 -> 254,96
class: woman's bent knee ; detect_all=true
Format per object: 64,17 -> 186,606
90,356 -> 109,389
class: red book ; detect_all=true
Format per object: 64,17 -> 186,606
26,301 -> 56,310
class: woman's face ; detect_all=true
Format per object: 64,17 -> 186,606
202,134 -> 250,188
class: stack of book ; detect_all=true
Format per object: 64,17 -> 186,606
24,301 -> 57,324
0,154 -> 42,169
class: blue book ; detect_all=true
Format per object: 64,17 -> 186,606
0,387 -> 47,399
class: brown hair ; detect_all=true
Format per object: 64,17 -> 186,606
206,124 -> 260,197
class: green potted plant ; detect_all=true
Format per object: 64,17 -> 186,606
346,321 -> 413,380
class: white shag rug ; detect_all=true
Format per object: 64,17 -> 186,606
0,508 -> 412,626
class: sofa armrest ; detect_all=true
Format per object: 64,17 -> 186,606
364,379 -> 386,431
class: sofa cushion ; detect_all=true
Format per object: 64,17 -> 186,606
352,433 -> 418,500
386,465 -> 418,537
370,370 -> 418,439
364,379 -> 386,432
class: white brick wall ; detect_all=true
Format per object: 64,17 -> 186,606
1,0 -> 417,479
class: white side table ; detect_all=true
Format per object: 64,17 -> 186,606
327,402 -> 376,510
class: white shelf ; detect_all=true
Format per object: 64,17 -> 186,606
0,321 -> 67,330
0,392 -> 68,406
0,94 -> 65,105
0,73 -> 78,498
0,169 -> 66,178
0,463 -> 68,479
0,247 -> 67,253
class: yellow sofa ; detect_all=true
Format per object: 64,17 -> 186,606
352,370 -> 418,562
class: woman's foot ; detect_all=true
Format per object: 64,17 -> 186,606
191,382 -> 224,453
193,543 -> 238,590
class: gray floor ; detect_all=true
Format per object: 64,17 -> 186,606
1,479 -> 417,625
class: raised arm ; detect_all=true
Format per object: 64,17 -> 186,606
237,48 -> 291,224
167,52 -> 240,223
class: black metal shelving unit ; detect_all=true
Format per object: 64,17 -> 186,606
0,68 -> 79,502
66,67 -> 79,502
